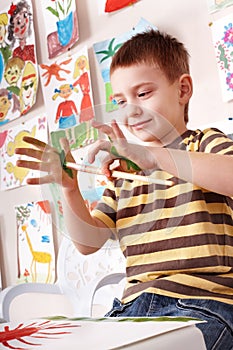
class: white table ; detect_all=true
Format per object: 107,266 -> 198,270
0,317 -> 206,349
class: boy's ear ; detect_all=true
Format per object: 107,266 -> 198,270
178,74 -> 193,104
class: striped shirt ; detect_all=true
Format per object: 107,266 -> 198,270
92,128 -> 233,304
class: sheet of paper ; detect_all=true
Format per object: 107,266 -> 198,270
0,317 -> 205,350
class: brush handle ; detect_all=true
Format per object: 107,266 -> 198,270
65,162 -> 173,186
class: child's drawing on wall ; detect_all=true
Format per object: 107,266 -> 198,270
4,56 -> 25,96
207,0 -> 233,13
20,61 -> 38,114
41,0 -> 79,59
211,13 -> 233,102
52,83 -> 79,129
73,55 -> 95,141
7,0 -> 35,63
15,200 -> 55,284
0,12 -> 12,64
0,115 -> 48,190
0,1 -> 38,121
0,88 -> 20,126
39,47 -> 97,151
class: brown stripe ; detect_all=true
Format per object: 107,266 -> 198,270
123,278 -> 233,301
126,233 -> 233,256
199,130 -> 231,152
126,256 -> 233,277
211,141 -> 233,153
195,274 -> 233,288
118,212 -> 233,239
117,190 -> 229,221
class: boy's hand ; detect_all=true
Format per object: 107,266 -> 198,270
89,120 -> 158,177
15,136 -> 78,190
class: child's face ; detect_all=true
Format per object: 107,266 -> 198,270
0,95 -> 11,120
13,7 -> 29,40
5,64 -> 21,85
111,64 -> 187,145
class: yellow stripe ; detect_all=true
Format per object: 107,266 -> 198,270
164,274 -> 233,296
91,209 -> 115,229
126,266 -> 232,282
117,199 -> 231,229
120,222 -> 233,247
126,245 -> 233,266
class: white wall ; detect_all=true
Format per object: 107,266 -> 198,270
1,0 -> 233,288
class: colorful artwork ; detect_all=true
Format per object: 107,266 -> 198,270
0,115 -> 48,190
15,200 -> 55,284
41,0 -> 79,59
39,47 -> 97,151
105,0 -> 139,12
0,0 -> 38,123
210,14 -> 233,102
207,0 -> 233,13
0,317 -> 202,350
93,18 -> 157,112
0,320 -> 79,349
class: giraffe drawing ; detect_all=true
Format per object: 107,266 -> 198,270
21,225 -> 52,283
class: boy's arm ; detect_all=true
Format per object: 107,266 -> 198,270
154,147 -> 233,197
61,186 -> 113,254
89,121 -> 233,197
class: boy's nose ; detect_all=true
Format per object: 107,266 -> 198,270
126,103 -> 142,118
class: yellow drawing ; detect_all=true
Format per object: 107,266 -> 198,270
5,125 -> 37,185
5,162 -> 29,185
7,125 -> 36,156
21,225 -> 52,283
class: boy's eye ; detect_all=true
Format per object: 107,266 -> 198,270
116,99 -> 126,107
138,91 -> 150,98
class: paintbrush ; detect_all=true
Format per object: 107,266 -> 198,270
65,161 -> 174,186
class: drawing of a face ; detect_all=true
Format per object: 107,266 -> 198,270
22,78 -> 35,107
13,7 -> 29,41
5,64 -> 22,85
77,56 -> 87,71
0,95 -> 11,121
59,86 -> 73,99
20,62 -> 37,114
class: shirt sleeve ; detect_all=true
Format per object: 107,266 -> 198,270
199,128 -> 233,155
91,180 -> 118,232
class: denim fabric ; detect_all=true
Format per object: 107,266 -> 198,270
105,293 -> 233,350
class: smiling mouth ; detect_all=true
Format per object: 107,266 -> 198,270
130,119 -> 152,130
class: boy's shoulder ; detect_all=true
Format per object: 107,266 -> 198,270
182,127 -> 233,153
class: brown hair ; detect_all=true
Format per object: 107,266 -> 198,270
110,29 -> 190,123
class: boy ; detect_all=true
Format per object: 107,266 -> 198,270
16,29 -> 233,349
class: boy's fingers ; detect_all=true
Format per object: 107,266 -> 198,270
15,147 -> 44,161
22,136 -> 54,152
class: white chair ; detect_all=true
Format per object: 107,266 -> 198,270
0,236 -> 126,322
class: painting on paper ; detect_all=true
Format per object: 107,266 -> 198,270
93,18 -> 157,112
211,14 -> 233,102
40,0 -> 79,59
207,0 -> 233,13
15,200 -> 55,284
0,115 -> 48,190
39,46 -> 97,151
0,0 -> 38,124
98,0 -> 139,13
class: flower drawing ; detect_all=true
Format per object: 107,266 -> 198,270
47,0 -> 73,20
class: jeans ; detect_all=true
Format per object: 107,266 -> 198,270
105,293 -> 233,350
